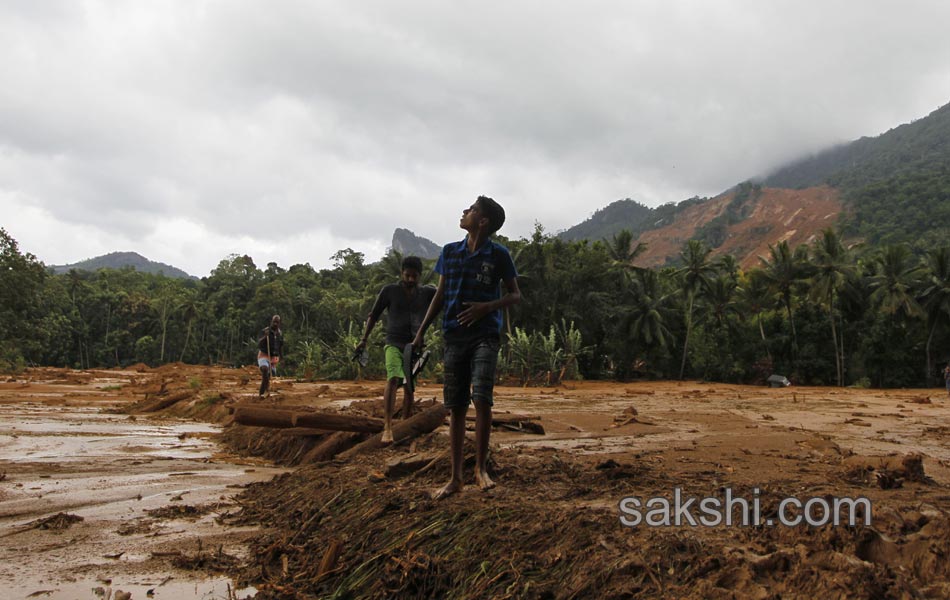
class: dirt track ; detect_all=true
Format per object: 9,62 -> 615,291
2,366 -> 950,598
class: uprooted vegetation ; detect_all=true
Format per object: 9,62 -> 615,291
222,445 -> 950,599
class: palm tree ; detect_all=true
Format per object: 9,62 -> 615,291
705,275 -> 740,333
177,292 -> 202,363
675,240 -> 715,379
622,269 -> 674,353
714,254 -> 741,283
809,229 -> 855,386
759,241 -> 804,354
607,230 -> 648,281
736,269 -> 774,364
372,249 -> 404,286
867,245 -> 924,320
919,247 -> 950,385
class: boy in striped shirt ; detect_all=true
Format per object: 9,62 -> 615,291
413,196 -> 522,499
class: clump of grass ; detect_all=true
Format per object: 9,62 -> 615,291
196,394 -> 223,409
188,376 -> 202,390
101,384 -> 123,391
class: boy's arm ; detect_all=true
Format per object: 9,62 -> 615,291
412,275 -> 446,350
457,276 -> 521,327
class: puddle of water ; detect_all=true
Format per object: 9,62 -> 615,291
0,397 -> 287,597
0,406 -> 221,463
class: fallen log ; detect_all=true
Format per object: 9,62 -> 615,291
339,404 -> 447,459
232,407 -> 296,428
232,407 -> 384,433
136,390 -> 195,413
384,452 -> 444,478
277,428 -> 332,437
301,431 -> 367,463
292,412 -> 384,433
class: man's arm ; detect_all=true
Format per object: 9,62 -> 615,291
412,275 -> 446,349
457,276 -> 521,327
356,314 -> 378,351
357,289 -> 388,351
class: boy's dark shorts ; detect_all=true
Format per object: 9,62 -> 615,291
442,334 -> 500,409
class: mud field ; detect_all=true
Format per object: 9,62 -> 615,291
2,365 -> 950,599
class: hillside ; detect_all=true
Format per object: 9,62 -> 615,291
51,251 -> 195,279
634,186 -> 842,268
761,100 -> 950,246
557,198 -> 655,242
557,99 -> 950,259
763,102 -> 950,191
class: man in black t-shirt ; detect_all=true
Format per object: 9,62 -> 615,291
356,256 -> 436,444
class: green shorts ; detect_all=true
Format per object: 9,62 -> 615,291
384,345 -> 406,381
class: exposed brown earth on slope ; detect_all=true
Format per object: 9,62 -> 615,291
635,185 -> 843,268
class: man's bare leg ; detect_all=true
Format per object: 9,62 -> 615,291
381,377 -> 399,444
402,388 -> 414,418
258,366 -> 270,398
433,405 -> 467,499
474,400 -> 495,490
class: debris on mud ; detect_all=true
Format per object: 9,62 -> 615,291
7,365 -> 950,598
27,512 -> 84,531
224,445 -> 950,600
169,540 -> 240,572
146,503 -> 222,520
841,453 -> 934,489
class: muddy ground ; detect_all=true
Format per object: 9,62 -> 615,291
2,366 -> 950,599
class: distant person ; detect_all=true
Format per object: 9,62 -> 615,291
257,315 -> 283,398
412,195 -> 521,499
356,256 -> 436,444
944,363 -> 950,398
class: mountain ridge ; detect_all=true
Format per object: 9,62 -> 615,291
51,251 -> 196,279
553,99 -> 950,264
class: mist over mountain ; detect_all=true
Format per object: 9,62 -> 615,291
552,100 -> 950,263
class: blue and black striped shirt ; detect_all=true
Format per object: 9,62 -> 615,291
435,236 -> 517,339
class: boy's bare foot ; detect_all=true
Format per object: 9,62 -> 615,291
475,470 -> 495,491
432,479 -> 462,500
380,429 -> 394,445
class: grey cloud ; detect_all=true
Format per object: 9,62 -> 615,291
2,1 -> 950,273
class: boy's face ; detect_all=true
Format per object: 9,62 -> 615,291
400,268 -> 420,288
460,202 -> 486,232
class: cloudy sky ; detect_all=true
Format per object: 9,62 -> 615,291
3,1 -> 950,277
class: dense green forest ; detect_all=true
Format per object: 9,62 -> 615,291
764,102 -> 950,247
6,223 -> 950,390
